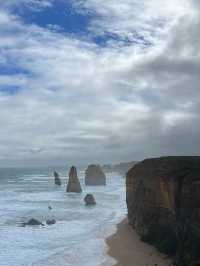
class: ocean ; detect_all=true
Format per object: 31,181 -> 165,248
0,166 -> 126,266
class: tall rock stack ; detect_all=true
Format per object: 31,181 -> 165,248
66,166 -> 82,193
126,156 -> 200,266
85,164 -> 106,186
54,171 -> 61,186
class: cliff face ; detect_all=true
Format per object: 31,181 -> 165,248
126,157 -> 200,265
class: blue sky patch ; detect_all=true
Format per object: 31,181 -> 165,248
0,65 -> 29,76
9,0 -> 152,48
92,31 -> 152,48
13,0 -> 93,35
0,85 -> 22,95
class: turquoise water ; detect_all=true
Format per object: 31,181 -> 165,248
0,167 -> 126,266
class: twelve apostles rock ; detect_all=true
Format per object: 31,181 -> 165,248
85,164 -> 106,186
66,166 -> 82,193
54,171 -> 61,186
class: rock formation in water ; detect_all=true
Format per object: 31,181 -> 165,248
66,166 -> 82,193
46,219 -> 56,225
84,194 -> 96,205
85,164 -> 106,186
54,171 -> 61,186
126,156 -> 200,266
22,218 -> 44,227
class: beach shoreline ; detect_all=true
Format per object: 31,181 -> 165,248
106,218 -> 171,266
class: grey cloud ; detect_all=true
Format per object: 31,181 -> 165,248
0,0 -> 200,166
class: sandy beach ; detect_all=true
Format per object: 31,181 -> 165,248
106,219 -> 171,266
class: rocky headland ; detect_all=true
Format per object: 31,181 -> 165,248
102,161 -> 137,177
126,156 -> 200,266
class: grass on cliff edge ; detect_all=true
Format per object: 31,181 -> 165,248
141,224 -> 177,256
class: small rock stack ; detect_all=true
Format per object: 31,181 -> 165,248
54,171 -> 61,186
84,194 -> 96,205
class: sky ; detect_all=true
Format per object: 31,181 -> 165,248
0,0 -> 200,167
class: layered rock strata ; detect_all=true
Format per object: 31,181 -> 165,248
126,156 -> 200,266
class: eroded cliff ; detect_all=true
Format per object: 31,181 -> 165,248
126,156 -> 200,266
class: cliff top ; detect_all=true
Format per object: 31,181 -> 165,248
127,156 -> 200,182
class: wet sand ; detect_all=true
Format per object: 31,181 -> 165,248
106,219 -> 171,266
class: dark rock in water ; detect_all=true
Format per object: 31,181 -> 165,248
54,171 -> 61,186
22,218 -> 44,227
46,219 -> 56,225
126,156 -> 200,266
66,166 -> 82,193
84,194 -> 96,205
48,205 -> 52,210
85,164 -> 106,186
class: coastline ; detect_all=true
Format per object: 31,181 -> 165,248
106,219 -> 171,266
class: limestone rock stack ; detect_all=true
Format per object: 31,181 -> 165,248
85,164 -> 106,186
66,166 -> 82,193
54,171 -> 61,186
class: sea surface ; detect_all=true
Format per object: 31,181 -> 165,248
0,166 -> 126,266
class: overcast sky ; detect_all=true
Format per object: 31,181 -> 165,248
0,0 -> 199,167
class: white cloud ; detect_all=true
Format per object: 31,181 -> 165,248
0,0 -> 53,10
73,0 -> 189,46
0,0 -> 199,166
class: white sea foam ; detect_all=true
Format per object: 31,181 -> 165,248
0,170 -> 126,266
